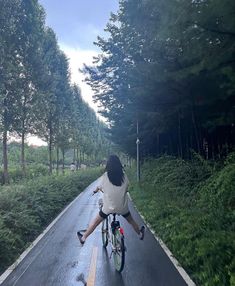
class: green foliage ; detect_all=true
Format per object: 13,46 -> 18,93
0,164 -> 49,184
0,168 -> 101,274
129,155 -> 235,285
225,152 -> 235,165
0,1 -> 112,183
84,0 -> 235,158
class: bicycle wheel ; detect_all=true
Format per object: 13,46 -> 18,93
112,229 -> 125,272
101,218 -> 109,247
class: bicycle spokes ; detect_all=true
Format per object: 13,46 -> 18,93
112,228 -> 125,272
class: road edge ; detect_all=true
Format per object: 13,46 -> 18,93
128,193 -> 196,286
0,188 -> 88,285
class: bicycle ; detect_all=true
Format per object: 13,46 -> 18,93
99,199 -> 126,272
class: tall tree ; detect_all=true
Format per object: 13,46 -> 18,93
84,0 -> 235,159
34,29 -> 70,174
12,0 -> 46,175
0,0 -> 27,183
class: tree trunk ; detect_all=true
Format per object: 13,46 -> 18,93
80,150 -> 82,164
2,129 -> 9,184
76,147 -> 79,170
211,136 -> 215,160
56,146 -> 59,175
73,147 -> 76,163
21,95 -> 27,177
21,130 -> 26,176
178,111 -> 183,158
191,107 -> 200,154
188,133 -> 192,160
62,148 -> 65,174
157,133 -> 160,155
49,126 -> 53,175
218,143 -> 221,159
168,133 -> 172,155
186,135 -> 190,159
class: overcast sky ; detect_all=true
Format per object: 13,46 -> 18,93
38,0 -> 119,110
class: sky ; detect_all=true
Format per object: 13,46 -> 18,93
38,0 -> 119,111
27,0 -> 119,146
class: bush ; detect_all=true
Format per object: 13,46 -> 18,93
0,164 -> 49,184
0,168 -> 102,274
129,155 -> 235,286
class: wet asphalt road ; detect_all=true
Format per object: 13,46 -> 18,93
1,180 -> 188,286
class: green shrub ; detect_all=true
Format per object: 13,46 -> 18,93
0,168 -> 101,274
0,164 -> 49,184
129,156 -> 235,286
26,164 -> 49,178
225,152 -> 235,165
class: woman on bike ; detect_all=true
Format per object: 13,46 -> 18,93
77,154 -> 145,244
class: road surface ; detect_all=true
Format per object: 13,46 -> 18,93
1,180 -> 189,286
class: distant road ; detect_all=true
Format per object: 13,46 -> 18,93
1,180 -> 190,286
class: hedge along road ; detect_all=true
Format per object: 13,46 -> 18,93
0,180 -> 193,286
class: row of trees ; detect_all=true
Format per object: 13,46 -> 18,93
84,0 -> 235,159
0,0 -> 110,184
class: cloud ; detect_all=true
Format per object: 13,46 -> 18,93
26,136 -> 47,146
28,45 -> 105,146
60,43 -> 100,113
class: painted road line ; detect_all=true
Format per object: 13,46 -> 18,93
128,193 -> 196,286
0,184 -> 92,285
87,247 -> 98,286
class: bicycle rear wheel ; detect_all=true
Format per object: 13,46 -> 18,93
101,218 -> 109,247
112,229 -> 125,272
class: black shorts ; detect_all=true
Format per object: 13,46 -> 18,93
99,209 -> 130,219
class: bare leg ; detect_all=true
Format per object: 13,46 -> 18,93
82,214 -> 104,241
124,213 -> 140,235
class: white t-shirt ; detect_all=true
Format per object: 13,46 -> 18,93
98,172 -> 129,215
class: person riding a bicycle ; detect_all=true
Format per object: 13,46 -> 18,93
77,155 -> 145,244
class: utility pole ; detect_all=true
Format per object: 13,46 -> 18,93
136,120 -> 140,182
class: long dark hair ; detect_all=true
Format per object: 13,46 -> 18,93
105,155 -> 124,186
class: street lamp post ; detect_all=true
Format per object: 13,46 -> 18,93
136,120 -> 140,182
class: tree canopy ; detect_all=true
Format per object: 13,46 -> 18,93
0,0 -> 110,182
84,0 -> 235,159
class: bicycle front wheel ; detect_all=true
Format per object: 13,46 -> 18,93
101,218 -> 109,247
112,229 -> 125,272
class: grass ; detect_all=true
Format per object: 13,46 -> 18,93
128,154 -> 235,286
